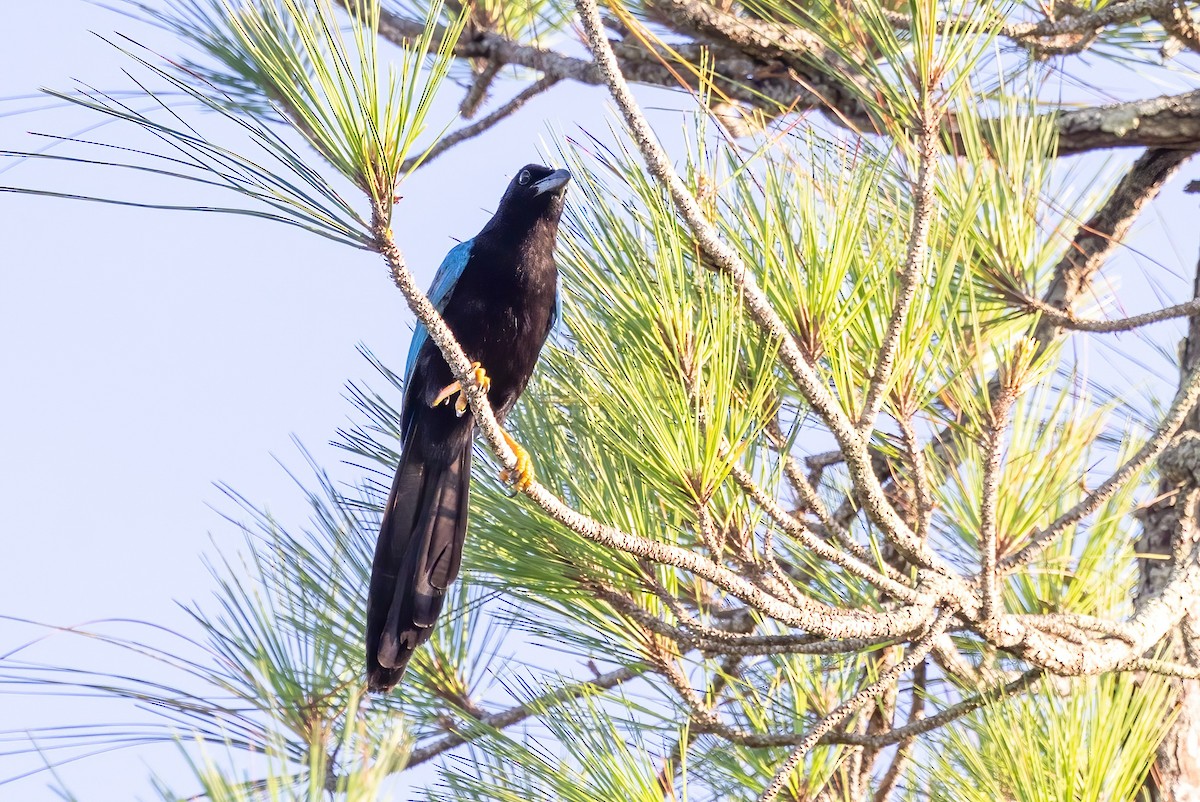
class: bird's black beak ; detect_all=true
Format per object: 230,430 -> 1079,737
532,169 -> 571,197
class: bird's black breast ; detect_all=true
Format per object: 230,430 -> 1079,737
445,234 -> 557,412
404,225 -> 559,460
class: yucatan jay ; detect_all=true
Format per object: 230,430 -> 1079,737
366,164 -> 571,691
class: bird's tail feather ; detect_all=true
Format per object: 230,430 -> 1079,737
366,435 -> 471,692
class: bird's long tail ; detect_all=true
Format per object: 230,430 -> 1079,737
366,431 -> 471,692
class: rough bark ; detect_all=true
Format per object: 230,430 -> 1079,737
1139,190 -> 1200,802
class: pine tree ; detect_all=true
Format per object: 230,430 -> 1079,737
6,0 -> 1200,798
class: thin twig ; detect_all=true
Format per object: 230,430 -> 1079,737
806,450 -> 844,471
727,462 -> 920,602
400,77 -> 559,175
672,662 -> 1037,751
872,658 -> 926,802
896,415 -> 934,538
1003,361 -> 1200,569
695,498 -> 723,556
655,656 -> 742,800
779,443 -> 880,565
1115,657 -> 1200,679
1020,293 -> 1200,333
825,668 -> 1043,748
879,0 -> 1184,57
407,665 -> 642,765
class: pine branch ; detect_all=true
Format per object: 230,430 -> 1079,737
1003,361 -> 1200,569
726,461 -> 920,602
570,0 -> 972,596
858,101 -> 941,431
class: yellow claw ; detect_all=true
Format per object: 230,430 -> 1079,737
432,362 -> 491,417
500,430 -> 534,492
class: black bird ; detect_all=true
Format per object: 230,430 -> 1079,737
366,164 -> 571,692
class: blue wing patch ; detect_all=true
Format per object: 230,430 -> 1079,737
548,272 -> 563,338
404,239 -> 474,388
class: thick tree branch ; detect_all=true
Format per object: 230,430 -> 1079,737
1055,92 -> 1200,155
1156,2 -> 1200,53
987,549 -> 1200,674
353,2 -> 1200,155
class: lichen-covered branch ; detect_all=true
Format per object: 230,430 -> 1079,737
858,104 -> 941,431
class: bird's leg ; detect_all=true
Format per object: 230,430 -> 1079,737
432,362 -> 491,417
500,431 -> 534,492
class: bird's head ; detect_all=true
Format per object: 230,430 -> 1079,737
485,164 -> 572,237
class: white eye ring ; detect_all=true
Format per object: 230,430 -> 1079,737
517,169 -> 532,186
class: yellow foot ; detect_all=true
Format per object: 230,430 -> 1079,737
432,362 -> 491,416
499,430 -> 534,492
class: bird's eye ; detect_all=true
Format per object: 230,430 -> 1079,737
517,169 -> 532,186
